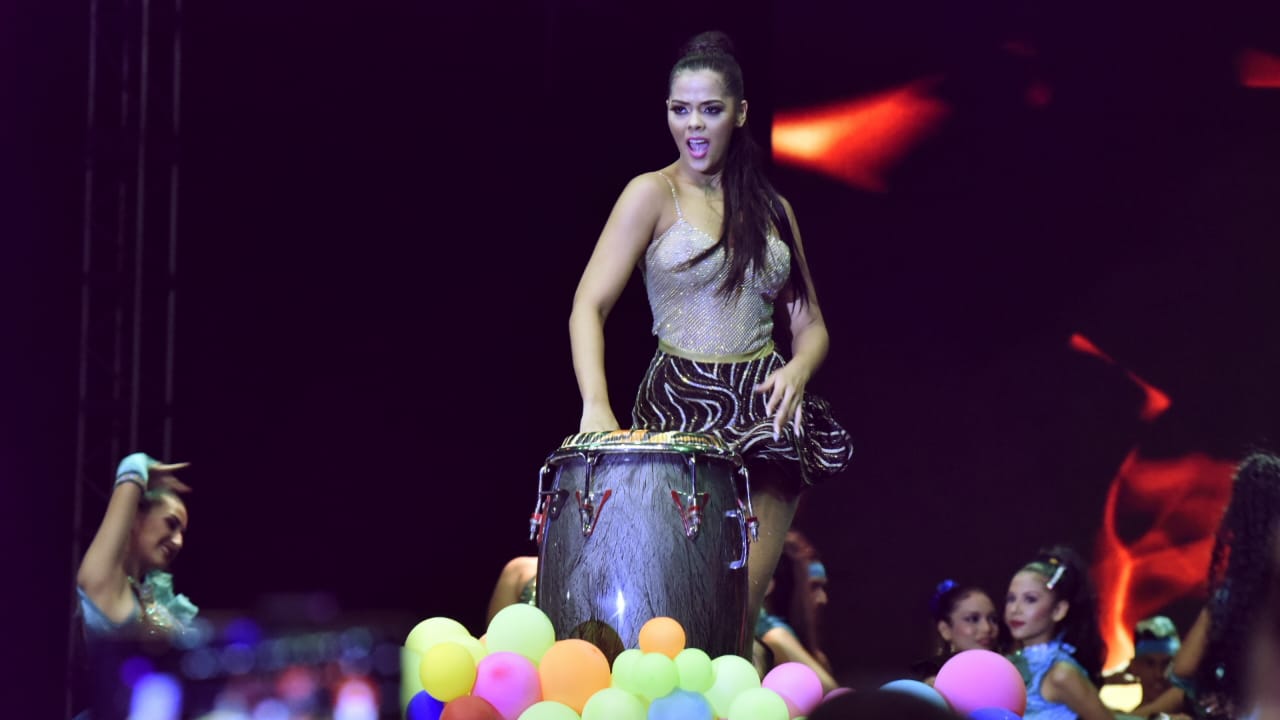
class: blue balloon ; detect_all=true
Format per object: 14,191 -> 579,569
649,689 -> 714,720
879,679 -> 950,709
970,708 -> 1022,720
406,690 -> 445,720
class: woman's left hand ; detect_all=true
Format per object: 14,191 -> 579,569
754,362 -> 810,440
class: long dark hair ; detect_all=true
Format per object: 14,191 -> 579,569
1197,451 -> 1280,706
669,31 -> 809,305
1021,544 -> 1106,685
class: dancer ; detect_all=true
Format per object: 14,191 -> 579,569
1005,545 -> 1114,720
914,579 -> 1003,684
568,29 -> 854,635
1140,451 -> 1280,719
485,555 -> 537,624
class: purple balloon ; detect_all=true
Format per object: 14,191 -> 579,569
408,690 -> 446,720
971,708 -> 1022,720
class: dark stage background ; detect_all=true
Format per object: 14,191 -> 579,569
9,0 -> 1280,714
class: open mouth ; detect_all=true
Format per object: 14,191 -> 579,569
687,138 -> 709,159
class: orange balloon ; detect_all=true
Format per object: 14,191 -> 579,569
637,617 -> 686,659
537,639 -> 611,713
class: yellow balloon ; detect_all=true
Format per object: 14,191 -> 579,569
406,616 -> 471,655
419,641 -> 477,702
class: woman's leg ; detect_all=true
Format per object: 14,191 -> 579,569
745,462 -> 801,638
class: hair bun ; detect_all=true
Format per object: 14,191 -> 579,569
679,30 -> 736,60
929,579 -> 957,617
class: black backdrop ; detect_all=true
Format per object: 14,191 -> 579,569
9,0 -> 1280,714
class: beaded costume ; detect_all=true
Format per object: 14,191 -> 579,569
631,173 -> 853,484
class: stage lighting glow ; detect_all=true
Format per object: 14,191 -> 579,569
1238,48 -> 1280,88
333,677 -> 378,720
772,79 -> 950,192
1071,334 -> 1236,671
129,672 -> 182,720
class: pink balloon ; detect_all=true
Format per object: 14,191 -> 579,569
933,649 -> 1026,716
470,652 -> 542,720
762,662 -> 824,718
823,687 -> 853,703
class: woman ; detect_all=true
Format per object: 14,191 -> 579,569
568,30 -> 854,632
1139,451 -> 1280,719
914,579 -> 1003,684
1005,545 -> 1114,720
76,452 -> 197,642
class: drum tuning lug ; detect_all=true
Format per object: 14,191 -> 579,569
746,516 -> 760,542
671,491 -> 710,540
576,489 -> 612,538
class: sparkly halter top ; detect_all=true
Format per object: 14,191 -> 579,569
643,173 -> 790,360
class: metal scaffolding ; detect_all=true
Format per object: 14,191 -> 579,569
69,0 -> 183,714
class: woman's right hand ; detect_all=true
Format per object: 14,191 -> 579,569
148,462 -> 193,494
579,403 -> 621,433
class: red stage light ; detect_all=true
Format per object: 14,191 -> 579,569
771,79 -> 950,192
1238,48 -> 1280,89
1070,334 -> 1236,670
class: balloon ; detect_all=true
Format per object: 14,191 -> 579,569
934,650 -> 1026,716
518,701 -> 581,720
538,639 -> 612,713
407,690 -> 446,720
727,687 -> 790,720
403,647 -> 426,710
674,648 -> 713,693
611,649 -> 645,694
441,695 -> 503,720
420,641 -> 478,702
407,617 -> 472,654
634,652 -> 679,701
580,687 -> 647,720
822,688 -> 852,703
970,708 -> 1022,720
704,655 -> 762,719
879,679 -> 950,709
472,651 -> 542,720
763,662 -> 824,717
487,605 -> 557,664
637,617 -> 686,659
648,689 -> 713,720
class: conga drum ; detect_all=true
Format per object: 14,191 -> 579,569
528,429 -> 758,660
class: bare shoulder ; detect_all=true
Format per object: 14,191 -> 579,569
502,555 -> 538,580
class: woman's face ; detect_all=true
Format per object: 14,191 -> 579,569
939,590 -> 1000,652
132,495 -> 188,571
1005,570 -> 1066,646
667,69 -> 745,177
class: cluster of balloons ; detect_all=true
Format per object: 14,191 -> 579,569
400,606 -> 840,720
877,649 -> 1027,720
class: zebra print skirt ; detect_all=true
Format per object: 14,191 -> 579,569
631,347 -> 854,485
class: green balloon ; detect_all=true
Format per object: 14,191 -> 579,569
611,649 -> 644,693
518,700 -> 582,720
486,604 -> 556,663
728,687 -> 790,720
405,617 -> 471,654
581,688 -> 646,720
634,652 -> 678,701
674,648 -> 714,693
703,655 -> 761,719
400,647 -> 424,711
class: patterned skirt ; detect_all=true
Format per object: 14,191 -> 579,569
631,348 -> 854,485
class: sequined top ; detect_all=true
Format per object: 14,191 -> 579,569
1009,638 -> 1090,720
643,173 -> 790,360
77,571 -> 198,643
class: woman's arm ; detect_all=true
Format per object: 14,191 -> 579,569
760,626 -> 839,693
485,556 -> 537,625
76,480 -> 145,622
1132,607 -> 1209,715
569,174 -> 664,432
1041,661 -> 1118,720
755,196 -> 831,437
